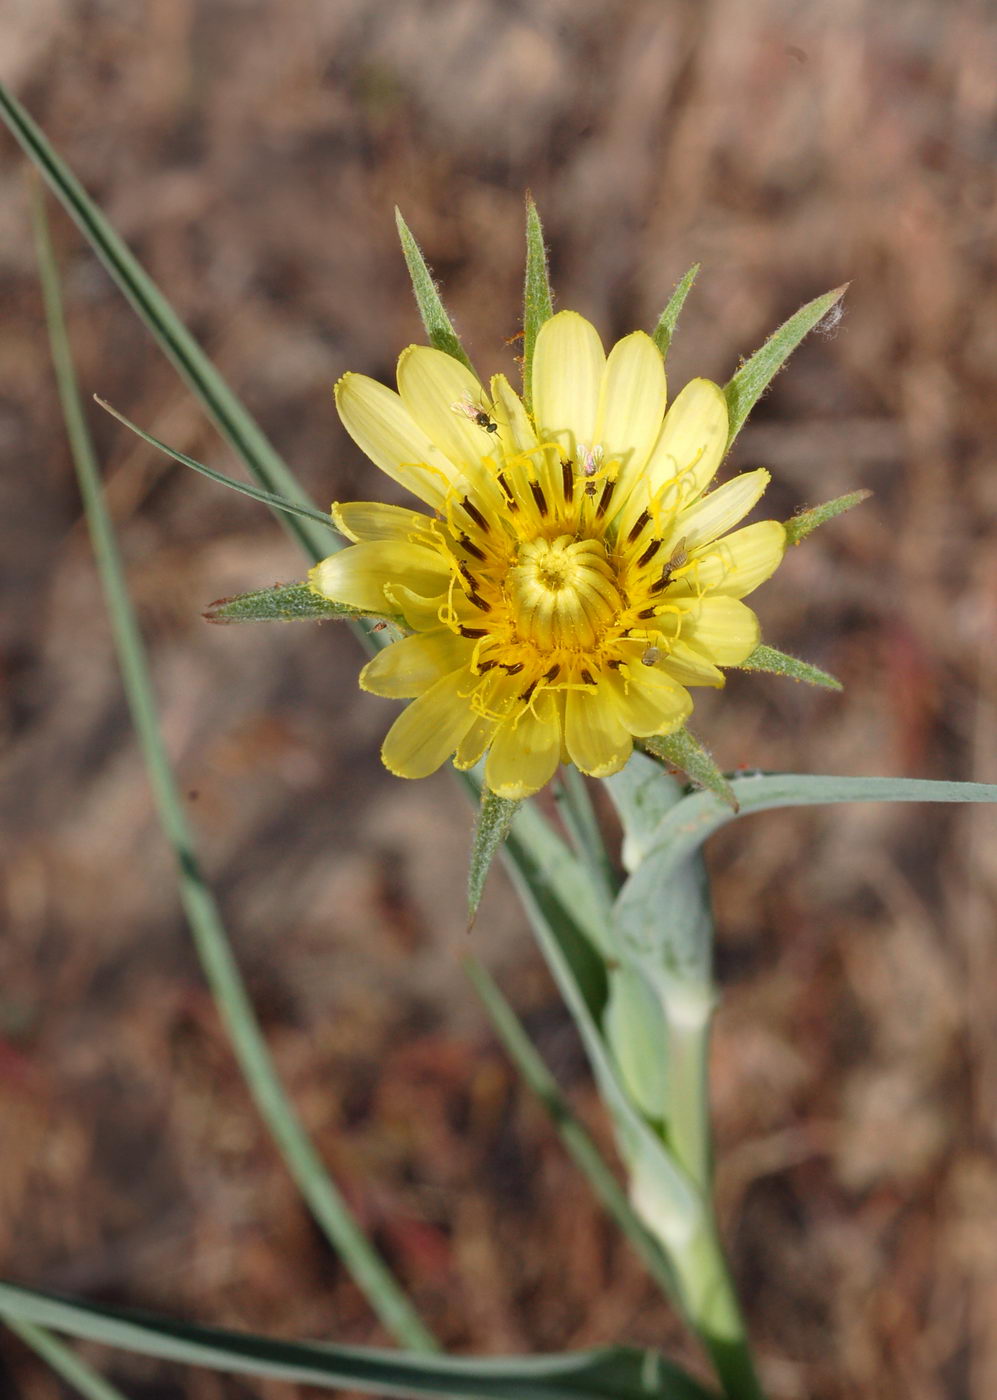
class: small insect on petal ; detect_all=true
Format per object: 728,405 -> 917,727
452,391 -> 499,434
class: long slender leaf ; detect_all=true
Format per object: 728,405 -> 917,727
651,265 -> 699,359
522,196 -> 553,413
554,767 -> 618,911
32,185 -> 436,1354
723,284 -> 847,448
4,1317 -> 131,1400
395,208 -> 475,372
0,1284 -> 718,1400
640,731 -> 737,812
95,398 -> 338,533
0,82 -> 331,563
621,773 -> 997,936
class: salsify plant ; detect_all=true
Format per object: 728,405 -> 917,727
3,80 -> 997,1400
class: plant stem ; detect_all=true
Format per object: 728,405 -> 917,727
670,1224 -> 765,1400
660,990 -> 714,1190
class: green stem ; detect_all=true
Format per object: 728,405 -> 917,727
670,1224 -> 765,1400
32,181 -> 436,1354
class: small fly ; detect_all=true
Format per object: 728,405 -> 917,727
452,392 -> 499,434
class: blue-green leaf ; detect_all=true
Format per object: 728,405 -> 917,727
0,1283 -> 718,1400
738,644 -> 841,690
468,788 -> 521,926
640,731 -> 738,812
784,489 -> 871,546
522,195 -> 554,413
204,583 -> 398,626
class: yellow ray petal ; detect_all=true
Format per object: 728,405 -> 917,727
335,373 -> 457,509
332,500 -> 439,545
564,683 -> 632,777
674,520 -> 787,599
485,690 -> 562,799
607,665 -> 692,737
310,540 -> 450,611
532,311 -> 605,460
674,595 -> 761,664
596,331 -> 667,501
672,469 -> 770,551
624,379 -> 728,533
490,372 -> 539,458
657,640 -> 726,688
454,712 -> 498,771
397,345 -> 493,475
360,629 -> 473,698
380,668 -> 477,779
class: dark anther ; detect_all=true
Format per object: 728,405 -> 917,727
502,662 -> 525,675
461,497 -> 488,531
637,606 -> 658,619
608,658 -> 624,670
530,480 -> 549,516
580,668 -> 596,685
595,479 -> 615,517
459,533 -> 486,561
467,591 -> 492,612
544,664 -> 561,681
458,625 -> 488,638
627,508 -> 651,543
476,659 -> 497,672
497,472 -> 518,509
520,680 -> 538,703
636,538 -> 662,568
561,458 -> 574,503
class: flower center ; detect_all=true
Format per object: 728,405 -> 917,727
506,535 -> 624,651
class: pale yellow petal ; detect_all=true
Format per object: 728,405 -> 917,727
397,345 -> 493,474
310,541 -> 450,612
454,713 -> 498,771
490,372 -> 539,458
532,311 -> 606,459
335,373 -> 457,509
380,668 -> 477,779
642,377 -> 729,506
360,630 -> 473,698
596,332 -> 667,501
658,641 -> 726,688
485,690 -> 562,799
672,469 -> 770,552
673,520 -> 787,599
564,684 -> 632,778
385,583 -> 448,632
674,595 -> 761,664
606,665 -> 692,737
332,500 -> 439,545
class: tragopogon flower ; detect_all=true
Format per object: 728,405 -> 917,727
311,312 -> 786,799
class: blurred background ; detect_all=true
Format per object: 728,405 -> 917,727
2,1 -> 997,1396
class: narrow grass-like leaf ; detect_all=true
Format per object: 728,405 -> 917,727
0,83 -> 331,563
738,644 -> 842,690
604,753 -> 685,874
640,731 -> 738,812
651,264 -> 700,359
554,767 -> 618,910
462,956 -> 678,1302
4,1317 -> 130,1400
724,284 -> 848,448
784,489 -> 871,546
395,208 -> 475,373
0,1283 -> 719,1400
95,398 -> 339,534
204,583 -> 398,626
468,788 -> 522,926
522,195 -> 553,413
625,773 -> 997,916
32,186 -> 436,1354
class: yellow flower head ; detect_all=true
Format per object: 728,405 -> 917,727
310,311 -> 786,799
